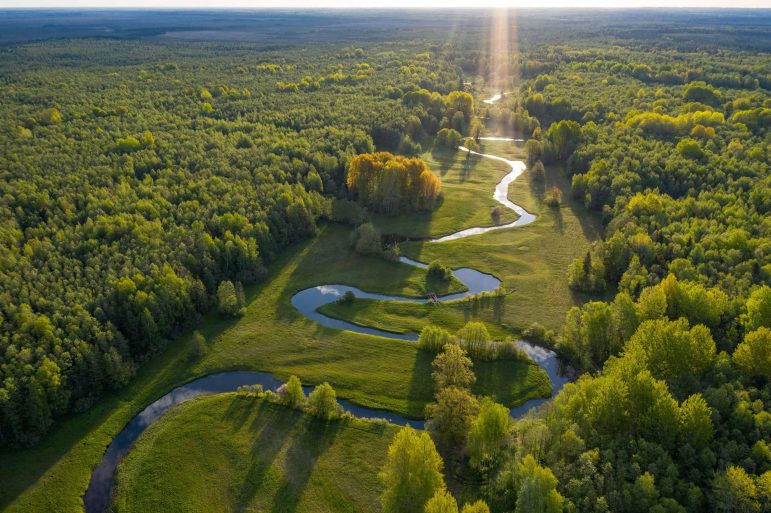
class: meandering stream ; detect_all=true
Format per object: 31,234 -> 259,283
84,95 -> 568,513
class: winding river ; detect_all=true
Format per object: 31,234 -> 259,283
83,95 -> 568,513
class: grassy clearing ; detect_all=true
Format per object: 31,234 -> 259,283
333,140 -> 605,334
0,223 -> 548,513
370,148 -> 518,239
114,394 -> 396,513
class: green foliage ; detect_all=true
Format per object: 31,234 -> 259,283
435,128 -> 462,149
425,489 -> 459,513
418,325 -> 453,353
308,382 -> 339,419
675,138 -> 704,159
432,344 -> 475,390
467,397 -> 510,469
216,280 -> 245,317
428,260 -> 452,281
281,375 -> 306,408
745,286 -> 771,332
623,318 -> 716,385
380,426 -> 445,513
733,328 -> 771,380
525,139 -> 543,168
683,81 -> 721,106
514,455 -> 564,513
351,223 -> 382,256
712,466 -> 760,513
545,120 -> 581,161
455,322 -> 492,360
426,386 -> 480,452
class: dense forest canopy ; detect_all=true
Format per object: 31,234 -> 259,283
0,8 -> 769,513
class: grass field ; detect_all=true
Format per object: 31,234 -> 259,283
0,140 -> 585,513
328,141 -> 605,335
114,394 -> 397,513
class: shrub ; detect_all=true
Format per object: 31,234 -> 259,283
217,280 -> 245,317
676,138 -> 704,159
308,382 -> 339,419
191,330 -> 205,357
339,290 -> 355,305
351,223 -> 382,256
490,206 -> 504,224
280,375 -> 306,408
455,322 -> 492,360
383,244 -> 401,262
428,260 -> 452,281
115,136 -> 142,153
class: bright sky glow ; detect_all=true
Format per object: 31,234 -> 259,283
1,0 -> 770,7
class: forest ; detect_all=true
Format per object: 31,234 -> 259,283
0,7 -> 769,513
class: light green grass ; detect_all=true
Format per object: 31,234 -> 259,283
114,394 -> 396,513
369,148 -> 518,239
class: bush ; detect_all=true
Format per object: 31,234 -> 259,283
351,223 -> 382,256
279,375 -> 306,408
455,322 -> 492,359
339,290 -> 355,305
383,244 -> 401,262
428,260 -> 452,281
191,330 -> 206,357
490,206 -> 504,224
308,382 -> 339,419
419,325 -> 453,352
436,128 -> 462,149
217,280 -> 245,317
676,138 -> 704,159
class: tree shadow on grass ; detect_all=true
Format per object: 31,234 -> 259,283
472,359 -> 550,407
406,350 -> 435,418
235,403 -> 300,511
268,417 -> 341,513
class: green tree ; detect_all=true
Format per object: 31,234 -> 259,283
623,319 -> 716,384
425,489 -> 459,513
308,382 -> 338,419
352,223 -> 382,256
514,455 -> 564,513
455,322 -> 492,359
733,327 -> 771,380
282,375 -> 306,408
678,393 -> 714,450
467,397 -> 510,469
432,344 -> 475,390
380,427 -> 445,513
745,286 -> 771,331
460,501 -> 490,513
713,466 -> 759,513
217,280 -> 244,317
419,325 -> 453,353
426,386 -> 480,452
